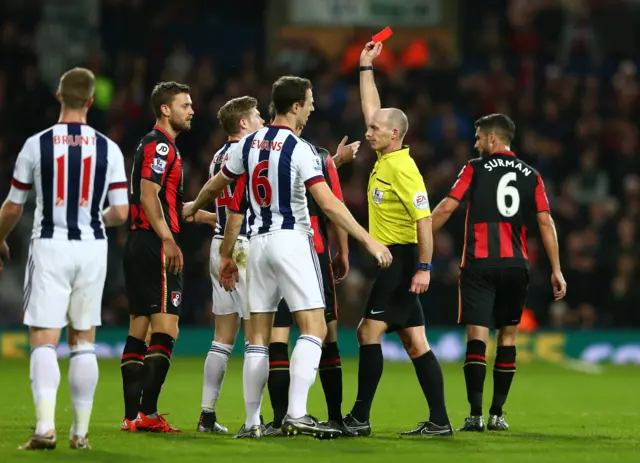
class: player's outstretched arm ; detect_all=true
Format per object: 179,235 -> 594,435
308,182 -> 392,267
183,171 -> 232,219
537,211 -> 567,300
182,202 -> 217,228
431,197 -> 460,233
360,41 -> 383,126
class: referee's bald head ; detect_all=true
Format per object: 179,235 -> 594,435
382,108 -> 409,140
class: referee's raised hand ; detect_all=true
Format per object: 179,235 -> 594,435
361,41 -> 383,64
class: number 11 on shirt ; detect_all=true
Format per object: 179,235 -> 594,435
55,153 -> 93,207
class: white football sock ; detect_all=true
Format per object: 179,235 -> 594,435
243,345 -> 269,428
30,344 -> 60,435
68,342 -> 99,438
201,342 -> 233,412
287,335 -> 322,419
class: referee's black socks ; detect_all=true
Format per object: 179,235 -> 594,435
319,342 -> 343,422
350,344 -> 383,422
267,342 -> 290,427
412,350 -> 450,426
464,339 -> 487,416
120,335 -> 146,421
139,332 -> 175,416
490,345 -> 516,417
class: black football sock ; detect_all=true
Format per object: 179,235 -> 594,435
120,335 -> 147,421
350,344 -> 383,422
412,350 -> 450,426
464,340 -> 487,416
490,345 -> 516,416
319,342 -> 343,422
267,342 -> 290,427
139,332 -> 175,416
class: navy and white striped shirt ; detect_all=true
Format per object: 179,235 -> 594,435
221,125 -> 325,237
209,141 -> 247,237
8,123 -> 128,240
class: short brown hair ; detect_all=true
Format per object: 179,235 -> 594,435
150,81 -> 191,119
474,113 -> 516,143
58,68 -> 95,109
271,76 -> 312,116
217,96 -> 259,135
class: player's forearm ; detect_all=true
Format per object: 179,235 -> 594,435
332,222 -> 349,256
431,198 -> 457,233
193,210 -> 217,226
102,205 -> 128,227
0,200 -> 23,241
539,215 -> 561,272
333,154 -> 344,169
141,192 -> 174,241
416,217 -> 433,263
220,212 -> 244,258
359,68 -> 381,125
192,173 -> 228,212
322,198 -> 370,245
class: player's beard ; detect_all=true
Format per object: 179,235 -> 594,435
170,117 -> 191,133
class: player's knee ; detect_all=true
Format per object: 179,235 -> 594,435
67,326 -> 96,346
29,327 -> 61,349
214,315 -> 240,345
270,327 -> 290,344
497,327 -> 517,346
324,321 -> 338,343
295,309 -> 327,340
466,324 -> 489,343
151,314 -> 179,339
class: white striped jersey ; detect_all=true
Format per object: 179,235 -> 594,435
220,125 -> 326,237
209,141 -> 247,236
8,123 -> 128,240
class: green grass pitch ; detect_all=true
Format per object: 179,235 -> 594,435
1,358 -> 639,462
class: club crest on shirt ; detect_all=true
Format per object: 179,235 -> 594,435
171,291 -> 182,307
413,192 -> 430,210
373,187 -> 385,204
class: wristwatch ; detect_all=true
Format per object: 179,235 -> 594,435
417,262 -> 432,271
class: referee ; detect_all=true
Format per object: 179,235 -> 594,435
342,41 -> 452,437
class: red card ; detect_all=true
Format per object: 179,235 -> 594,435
372,26 -> 393,43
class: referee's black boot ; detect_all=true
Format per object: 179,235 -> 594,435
342,413 -> 371,437
400,421 -> 453,437
458,415 -> 485,432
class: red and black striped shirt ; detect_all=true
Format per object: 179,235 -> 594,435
448,151 -> 549,269
128,125 -> 183,235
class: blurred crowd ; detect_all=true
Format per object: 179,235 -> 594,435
1,0 -> 639,329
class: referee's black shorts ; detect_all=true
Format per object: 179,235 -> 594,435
123,230 -> 183,317
274,251 -> 337,328
364,243 -> 424,333
458,266 -> 529,329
